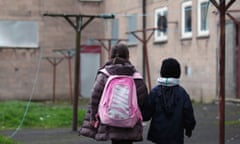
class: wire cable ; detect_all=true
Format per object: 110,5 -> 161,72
9,14 -> 47,138
9,44 -> 44,138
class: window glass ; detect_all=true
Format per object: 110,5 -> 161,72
184,6 -> 192,33
154,7 -> 168,42
0,20 -> 38,48
198,0 -> 209,36
200,2 -> 208,31
182,1 -> 192,38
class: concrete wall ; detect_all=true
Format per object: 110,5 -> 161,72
0,0 -> 105,101
1,0 -> 240,102
102,0 -> 240,102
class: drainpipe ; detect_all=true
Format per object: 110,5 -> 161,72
142,0 -> 146,82
238,23 -> 240,98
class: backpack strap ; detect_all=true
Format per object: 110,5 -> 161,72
100,68 -> 143,79
99,68 -> 110,76
133,72 -> 143,79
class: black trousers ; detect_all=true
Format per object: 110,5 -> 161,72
111,140 -> 133,144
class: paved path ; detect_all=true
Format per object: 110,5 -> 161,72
1,103 -> 240,144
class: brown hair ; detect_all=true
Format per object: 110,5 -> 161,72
110,43 -> 129,60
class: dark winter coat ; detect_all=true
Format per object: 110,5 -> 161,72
142,84 -> 196,144
79,59 -> 148,141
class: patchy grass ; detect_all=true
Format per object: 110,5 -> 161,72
0,101 -> 86,130
225,120 -> 240,126
0,135 -> 21,144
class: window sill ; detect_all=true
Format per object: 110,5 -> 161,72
127,42 -> 137,48
197,34 -> 210,39
153,40 -> 168,44
181,37 -> 192,41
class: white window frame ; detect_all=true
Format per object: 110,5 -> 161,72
154,7 -> 168,42
181,1 -> 192,39
197,0 -> 209,37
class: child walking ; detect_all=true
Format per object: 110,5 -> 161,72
143,57 -> 196,144
79,43 -> 148,144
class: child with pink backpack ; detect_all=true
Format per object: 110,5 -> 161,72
79,43 -> 148,144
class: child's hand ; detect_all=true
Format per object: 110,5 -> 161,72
185,129 -> 192,137
90,120 -> 99,128
90,120 -> 96,127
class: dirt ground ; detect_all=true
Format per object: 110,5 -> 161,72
1,103 -> 240,144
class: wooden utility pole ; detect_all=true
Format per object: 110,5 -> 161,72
53,49 -> 75,104
43,57 -> 64,103
43,13 -> 114,131
95,38 -> 128,59
127,28 -> 158,90
226,10 -> 240,98
210,0 -> 236,144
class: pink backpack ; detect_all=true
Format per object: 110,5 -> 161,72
97,68 -> 143,128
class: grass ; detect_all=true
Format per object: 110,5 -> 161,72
225,120 -> 240,126
0,100 -> 87,130
0,135 -> 20,144
0,100 -> 88,143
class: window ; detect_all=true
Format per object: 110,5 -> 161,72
154,7 -> 168,42
198,0 -> 209,36
182,1 -> 192,39
0,20 -> 38,48
127,14 -> 137,45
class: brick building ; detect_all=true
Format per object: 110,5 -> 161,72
0,0 -> 105,101
103,0 -> 240,102
0,0 -> 240,102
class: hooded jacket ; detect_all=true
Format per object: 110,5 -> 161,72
79,58 -> 148,141
142,78 -> 196,144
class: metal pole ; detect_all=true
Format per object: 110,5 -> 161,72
127,29 -> 156,90
107,40 -> 111,59
44,57 -> 64,103
210,1 -> 236,143
226,11 -> 240,98
95,38 -> 128,59
238,23 -> 240,98
142,0 -> 146,81
140,0 -> 152,90
53,63 -> 56,103
219,1 -> 226,144
43,13 -> 114,131
67,57 -> 73,103
52,49 -> 75,104
73,17 -> 81,131
143,38 -> 151,90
